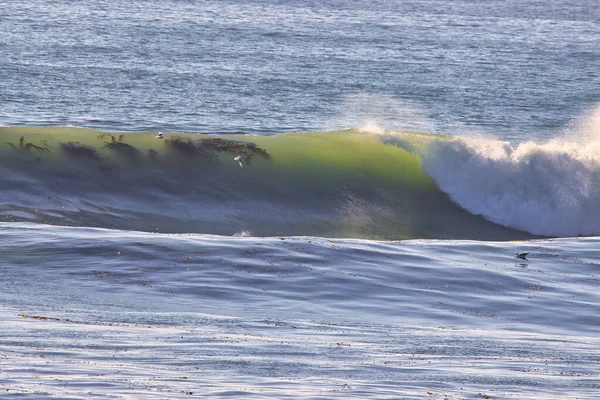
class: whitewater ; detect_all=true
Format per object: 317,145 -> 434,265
1,0 -> 599,398
421,105 -> 600,237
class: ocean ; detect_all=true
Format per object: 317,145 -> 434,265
1,0 -> 599,398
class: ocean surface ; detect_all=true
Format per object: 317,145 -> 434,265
1,0 -> 599,398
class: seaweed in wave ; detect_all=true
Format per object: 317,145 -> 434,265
60,141 -> 102,161
100,134 -> 140,160
6,136 -> 50,154
164,136 -> 270,165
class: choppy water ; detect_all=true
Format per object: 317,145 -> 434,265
1,0 -> 599,398
1,223 -> 600,398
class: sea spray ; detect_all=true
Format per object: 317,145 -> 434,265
421,106 -> 600,236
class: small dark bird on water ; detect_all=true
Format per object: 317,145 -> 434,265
515,252 -> 529,260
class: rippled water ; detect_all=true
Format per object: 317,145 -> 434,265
1,224 -> 599,398
1,0 -> 599,139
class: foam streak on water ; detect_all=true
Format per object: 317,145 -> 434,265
1,223 -> 599,398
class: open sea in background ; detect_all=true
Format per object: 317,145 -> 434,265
1,0 -> 599,398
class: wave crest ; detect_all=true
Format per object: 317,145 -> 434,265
422,111 -> 600,236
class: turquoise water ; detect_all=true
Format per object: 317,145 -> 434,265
1,0 -> 599,398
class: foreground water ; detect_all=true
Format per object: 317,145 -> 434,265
1,223 -> 599,398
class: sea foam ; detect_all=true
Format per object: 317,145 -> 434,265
422,106 -> 600,237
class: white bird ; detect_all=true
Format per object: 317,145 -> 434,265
234,155 -> 244,168
155,132 -> 164,139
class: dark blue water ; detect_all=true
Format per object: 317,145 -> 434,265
1,0 -> 598,140
1,223 -> 599,398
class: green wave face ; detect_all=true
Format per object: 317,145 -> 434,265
0,126 -> 532,240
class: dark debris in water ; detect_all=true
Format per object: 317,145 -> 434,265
6,136 -> 50,153
148,149 -> 158,162
164,136 -> 270,164
102,135 -> 140,159
163,136 -> 214,161
515,252 -> 529,260
60,141 -> 121,176
60,141 -> 102,161
18,313 -> 155,328
97,133 -> 125,142
19,314 -> 71,322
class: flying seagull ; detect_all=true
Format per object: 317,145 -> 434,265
515,252 -> 529,260
155,132 -> 164,139
234,155 -> 244,168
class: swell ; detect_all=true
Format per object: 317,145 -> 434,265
0,126 -> 532,240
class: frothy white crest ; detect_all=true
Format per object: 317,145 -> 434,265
422,105 -> 600,237
359,121 -> 385,135
233,230 -> 252,237
325,94 -> 436,133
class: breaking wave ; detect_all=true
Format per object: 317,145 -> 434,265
1,123 -> 598,239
